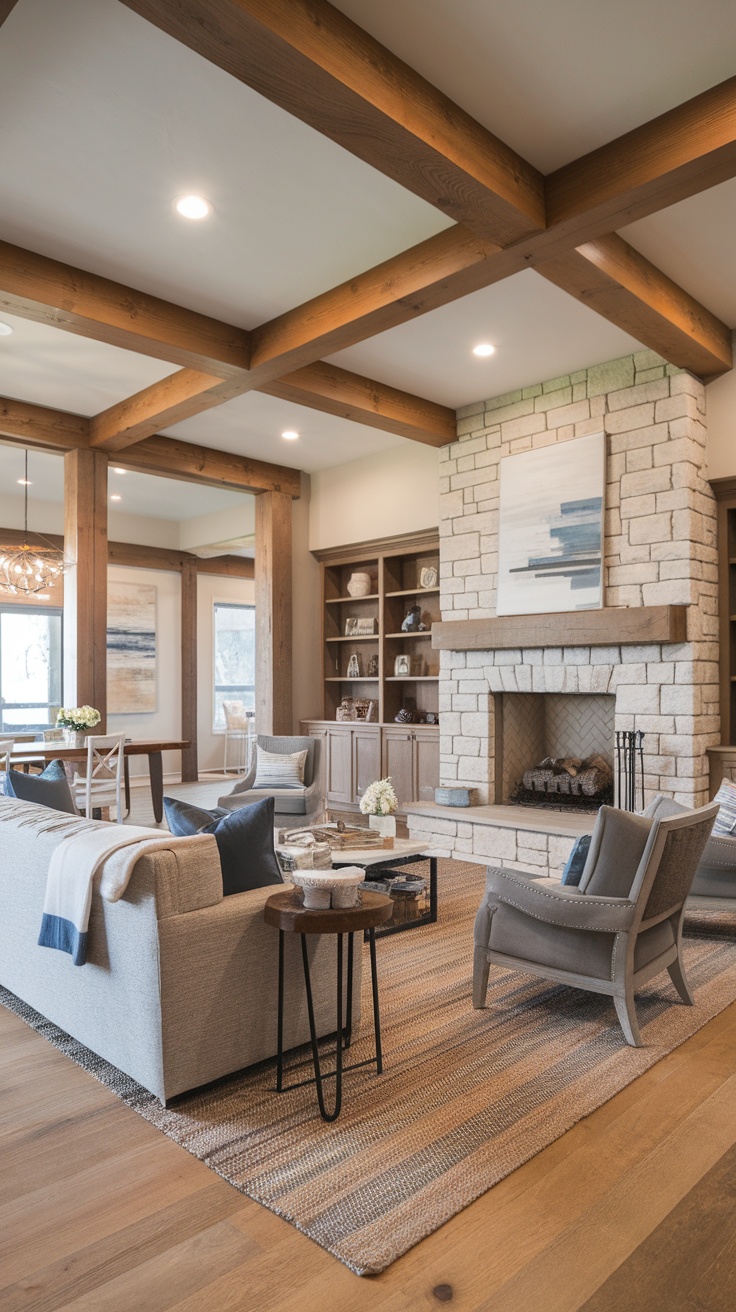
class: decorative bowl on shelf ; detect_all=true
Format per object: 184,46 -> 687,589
346,572 -> 372,598
291,867 -> 365,909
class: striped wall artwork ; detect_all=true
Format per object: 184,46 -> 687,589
496,432 -> 605,616
107,581 -> 157,713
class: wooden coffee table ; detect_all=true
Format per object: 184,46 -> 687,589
264,888 -> 393,1122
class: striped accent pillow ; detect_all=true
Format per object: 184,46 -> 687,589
712,778 -> 736,835
253,746 -> 308,790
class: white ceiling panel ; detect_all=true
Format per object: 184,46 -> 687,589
325,271 -> 643,409
0,0 -> 451,329
162,390 -> 405,472
621,178 -> 736,328
0,312 -> 175,413
334,0 -> 736,172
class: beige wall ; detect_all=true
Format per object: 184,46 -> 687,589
308,442 -> 439,551
706,358 -> 736,480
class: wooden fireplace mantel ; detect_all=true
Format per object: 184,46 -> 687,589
431,605 -> 687,652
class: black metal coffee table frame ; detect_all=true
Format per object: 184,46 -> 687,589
333,852 -> 438,937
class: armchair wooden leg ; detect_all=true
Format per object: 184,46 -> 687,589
613,987 -> 643,1047
473,946 -> 491,1009
667,954 -> 695,1005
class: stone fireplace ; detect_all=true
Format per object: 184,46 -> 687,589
406,351 -> 721,869
495,691 -> 615,806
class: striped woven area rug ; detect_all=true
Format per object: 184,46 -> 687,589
4,859 -> 736,1275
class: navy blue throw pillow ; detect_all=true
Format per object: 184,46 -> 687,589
6,759 -> 77,815
163,795 -> 283,896
561,833 -> 592,886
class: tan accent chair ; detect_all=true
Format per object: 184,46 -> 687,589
473,802 -> 718,1046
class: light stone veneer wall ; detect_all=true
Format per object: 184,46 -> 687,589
408,351 -> 720,867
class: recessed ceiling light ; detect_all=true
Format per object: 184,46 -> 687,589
175,194 -> 212,220
112,467 -> 127,475
110,494 -> 122,502
472,343 -> 496,357
0,322 -> 14,336
17,478 -> 30,486
281,430 -> 299,441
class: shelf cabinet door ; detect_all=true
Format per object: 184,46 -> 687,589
414,729 -> 439,803
382,727 -> 415,809
352,726 -> 381,805
325,726 -> 354,804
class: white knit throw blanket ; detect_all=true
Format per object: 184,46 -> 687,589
38,823 -> 207,965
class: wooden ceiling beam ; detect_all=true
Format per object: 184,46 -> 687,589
539,234 -> 733,379
546,76 -> 736,244
116,433 -> 302,498
120,0 -> 545,246
0,396 -> 302,496
0,397 -> 90,451
261,361 -> 455,447
89,368 -> 234,450
0,240 -> 251,374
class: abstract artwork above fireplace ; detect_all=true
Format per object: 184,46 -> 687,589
496,431 -> 605,617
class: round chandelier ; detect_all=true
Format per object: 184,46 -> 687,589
0,450 -> 68,596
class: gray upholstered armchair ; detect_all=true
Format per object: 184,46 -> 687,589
473,801 -> 718,1046
217,734 -> 323,829
644,794 -> 736,909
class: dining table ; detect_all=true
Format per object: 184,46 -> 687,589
8,739 -> 191,823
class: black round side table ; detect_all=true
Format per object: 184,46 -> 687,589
264,888 -> 393,1122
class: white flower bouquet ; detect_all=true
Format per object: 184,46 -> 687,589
56,705 -> 101,731
359,777 -> 398,816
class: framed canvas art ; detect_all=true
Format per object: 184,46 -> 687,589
496,432 -> 605,616
107,581 -> 157,713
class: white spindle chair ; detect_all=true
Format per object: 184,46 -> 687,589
0,738 -> 15,794
223,701 -> 254,774
72,734 -> 126,822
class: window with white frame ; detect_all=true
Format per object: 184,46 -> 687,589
213,601 -> 255,732
0,604 -> 63,734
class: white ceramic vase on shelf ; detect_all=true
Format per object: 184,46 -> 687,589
347,571 -> 371,598
369,813 -> 396,839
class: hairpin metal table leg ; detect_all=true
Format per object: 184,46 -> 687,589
368,927 -> 383,1075
276,929 -> 285,1092
301,932 -> 344,1122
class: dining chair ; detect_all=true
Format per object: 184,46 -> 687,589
223,701 -> 255,774
0,739 -> 14,794
72,734 -> 126,822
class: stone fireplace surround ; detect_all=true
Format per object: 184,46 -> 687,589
406,351 -> 720,872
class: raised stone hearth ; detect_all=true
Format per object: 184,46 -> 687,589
407,352 -> 720,870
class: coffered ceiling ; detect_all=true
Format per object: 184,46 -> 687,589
0,0 -> 733,479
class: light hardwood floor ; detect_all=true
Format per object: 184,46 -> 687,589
2,781 -> 736,1310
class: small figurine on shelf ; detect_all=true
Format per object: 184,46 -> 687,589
395,707 -> 415,724
401,605 -> 426,632
347,653 -> 361,678
367,653 -> 379,677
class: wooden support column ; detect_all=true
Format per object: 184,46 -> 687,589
180,556 -> 198,781
63,449 -> 108,727
255,490 -> 292,735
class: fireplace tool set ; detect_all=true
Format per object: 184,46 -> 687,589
615,730 -> 645,812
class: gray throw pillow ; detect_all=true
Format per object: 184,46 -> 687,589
579,805 -> 654,899
163,794 -> 283,896
5,759 -> 77,815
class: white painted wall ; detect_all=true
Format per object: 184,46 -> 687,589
706,362 -> 736,480
107,562 -> 182,780
308,442 -> 440,550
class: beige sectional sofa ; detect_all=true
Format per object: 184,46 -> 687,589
0,797 -> 359,1103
